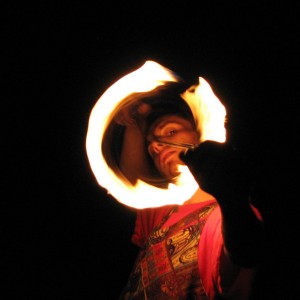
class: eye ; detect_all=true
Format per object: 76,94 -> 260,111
153,121 -> 184,138
160,124 -> 181,137
167,129 -> 177,136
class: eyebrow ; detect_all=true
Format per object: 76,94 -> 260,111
153,117 -> 187,131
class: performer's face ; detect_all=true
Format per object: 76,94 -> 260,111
147,115 -> 198,179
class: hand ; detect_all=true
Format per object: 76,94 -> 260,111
182,141 -> 264,268
180,140 -> 252,202
114,101 -> 153,184
114,102 -> 151,128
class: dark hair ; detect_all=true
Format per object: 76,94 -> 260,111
142,83 -> 196,137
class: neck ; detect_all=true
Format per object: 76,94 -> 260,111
183,188 -> 215,205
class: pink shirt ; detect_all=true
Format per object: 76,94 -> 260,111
131,199 -> 262,299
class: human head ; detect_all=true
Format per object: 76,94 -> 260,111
102,81 -> 199,187
139,82 -> 199,183
147,114 -> 198,180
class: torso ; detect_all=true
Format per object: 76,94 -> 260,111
119,200 -> 217,299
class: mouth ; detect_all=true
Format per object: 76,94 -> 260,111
159,149 -> 178,165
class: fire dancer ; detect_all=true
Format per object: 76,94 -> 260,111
111,82 -> 265,299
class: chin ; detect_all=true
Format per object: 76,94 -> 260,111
163,164 -> 181,180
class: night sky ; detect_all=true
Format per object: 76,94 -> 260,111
4,3 -> 298,299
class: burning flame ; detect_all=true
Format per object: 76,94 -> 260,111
86,61 -> 226,209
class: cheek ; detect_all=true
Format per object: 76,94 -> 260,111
191,131 -> 199,144
174,131 -> 198,144
194,136 -> 199,144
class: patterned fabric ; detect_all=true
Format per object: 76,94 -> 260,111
119,203 -> 217,299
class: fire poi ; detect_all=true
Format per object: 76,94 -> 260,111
86,61 -> 227,209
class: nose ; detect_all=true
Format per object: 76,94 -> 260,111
148,140 -> 166,154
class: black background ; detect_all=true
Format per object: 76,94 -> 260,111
3,2 -> 298,299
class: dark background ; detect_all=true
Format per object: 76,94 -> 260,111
3,2 -> 298,299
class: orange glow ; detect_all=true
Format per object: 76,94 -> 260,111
181,77 -> 227,143
86,61 -> 226,209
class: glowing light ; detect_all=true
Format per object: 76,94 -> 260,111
181,77 -> 227,143
86,61 -> 226,209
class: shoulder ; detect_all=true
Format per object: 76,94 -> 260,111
131,205 -> 175,247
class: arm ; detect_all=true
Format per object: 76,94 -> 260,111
180,141 -> 265,268
218,193 -> 264,268
115,103 -> 152,185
